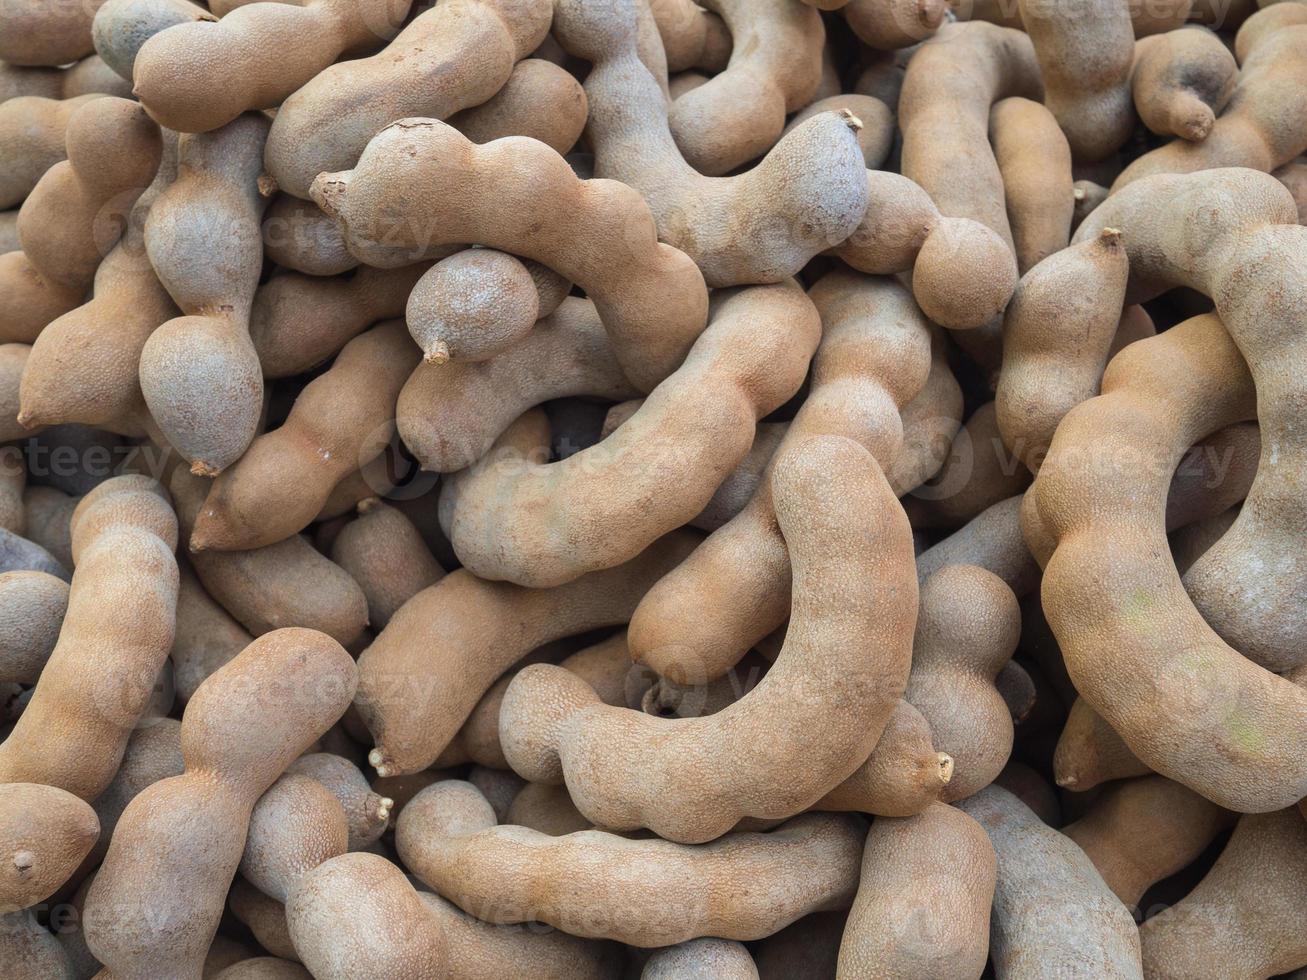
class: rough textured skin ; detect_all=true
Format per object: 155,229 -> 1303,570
85,717 -> 184,873
239,774 -> 348,903
171,468 -> 368,648
915,496 -> 1040,600
0,476 -> 176,800
355,530 -> 698,777
838,803 -> 995,979
990,97 -> 1074,274
0,95 -> 103,210
229,878 -> 298,962
132,0 -> 410,133
1019,0 -> 1135,160
139,113 -> 268,476
260,196 -> 357,277
0,571 -> 68,684
648,0 -> 731,73
1115,12 -> 1307,187
19,132 -> 179,438
1054,698 -> 1151,791
170,565 -> 254,704
444,283 -> 818,587
906,566 -> 1020,802
844,0 -> 944,49
996,229 -> 1131,471
1139,807 -> 1307,979
666,0 -> 824,175
449,58 -> 589,154
1132,28 -> 1238,142
405,249 -> 568,364
328,499 -> 444,630
553,0 -> 868,288
1274,157 -> 1307,223
212,959 -> 310,980
832,171 -> 1019,331
0,0 -> 108,66
888,328 -> 963,496
1064,776 -> 1235,908
399,297 -> 639,473
193,320 -> 420,551
311,118 -> 708,393
0,909 -> 75,978
264,0 -> 550,198
0,98 -> 161,345
959,786 -> 1144,979
642,939 -> 758,979
83,629 -> 356,980
396,780 -> 865,946
0,784 -> 98,914
20,486 -> 75,572
505,782 -> 590,836
499,436 -> 917,842
286,753 -> 391,850
630,273 -> 928,686
92,0 -> 215,81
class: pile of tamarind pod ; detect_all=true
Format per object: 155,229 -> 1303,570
2,0 -> 1307,975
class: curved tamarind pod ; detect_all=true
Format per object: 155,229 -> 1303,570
239,773 -> 347,903
1139,807 -> 1307,979
837,803 -> 995,980
0,95 -> 105,211
1019,0 -> 1135,161
990,97 -> 1074,274
405,248 -> 569,364
553,0 -> 869,288
832,171 -> 1018,331
449,58 -> 589,155
444,283 -> 818,587
629,272 -> 929,688
0,784 -> 98,915
1063,775 -> 1235,908
784,94 -> 894,169
83,628 -> 356,979
355,529 -> 698,777
132,0 -> 410,134
328,499 -> 445,631
996,229 -> 1131,472
499,435 -> 916,842
250,263 -> 428,379
1115,12 -> 1307,188
888,327 -> 963,496
260,196 -> 357,277
399,297 -> 639,473
395,780 -> 866,946
139,113 -> 269,476
311,118 -> 708,394
192,320 -> 420,551
0,476 -> 177,800
263,0 -> 550,199
0,571 -> 68,685
915,496 -> 1040,600
906,566 -> 1020,803
229,878 -> 299,962
0,0 -> 108,66
665,0 -> 824,176
170,468 -> 368,648
286,753 -> 391,851
19,130 -> 179,438
648,0 -> 731,73
1132,27 -> 1238,142
1054,698 -> 1152,791
0,98 -> 162,345
92,0 -> 215,82
958,785 -> 1144,978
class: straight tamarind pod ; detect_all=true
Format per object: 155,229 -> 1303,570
887,327 -> 963,496
311,118 -> 709,393
395,780 -> 866,946
990,97 -> 1074,274
83,628 -> 356,979
169,564 -> 254,704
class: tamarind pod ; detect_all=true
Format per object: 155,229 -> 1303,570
1054,697 -> 1152,791
264,0 -> 551,199
648,0 -> 731,73
916,496 -> 1041,600
91,0 -> 216,82
285,753 -> 391,851
395,780 -> 866,946
0,95 -> 104,211
83,628 -> 356,979
448,58 -> 588,155
783,94 -> 894,169
0,1 -> 108,67
311,118 -> 708,394
259,196 -> 357,278
355,529 -> 699,778
239,774 -> 347,903
170,565 -> 253,705
888,327 -> 964,496
1132,28 -> 1238,143
0,784 -> 98,915
0,571 -> 67,685
229,879 -> 298,963
328,499 -> 445,630
505,782 -> 591,837
990,97 -> 1074,274
643,939 -> 758,980
0,475 -> 177,800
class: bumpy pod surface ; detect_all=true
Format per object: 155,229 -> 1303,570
312,118 -> 708,393
837,803 -> 995,979
1053,698 -> 1151,792
0,476 -> 177,800
139,113 -> 269,476
630,271 -> 929,686
264,0 -> 550,199
91,0 -> 216,81
448,57 -> 589,154
355,530 -> 698,777
499,435 -> 916,842
915,495 -> 1040,600
642,939 -> 758,979
396,780 -> 865,946
959,785 -> 1144,978
0,571 -> 68,685
0,783 -> 98,915
443,282 -> 819,587
286,753 -> 391,850
239,773 -> 348,903
648,0 -> 731,73
132,0 -> 409,133
259,196 -> 356,277
169,565 -> 253,704
328,500 -> 445,631
553,0 -> 868,288
1132,27 -> 1238,142
0,94 -> 102,211
990,97 -> 1074,274
83,628 -> 356,979
0,0 -> 107,66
